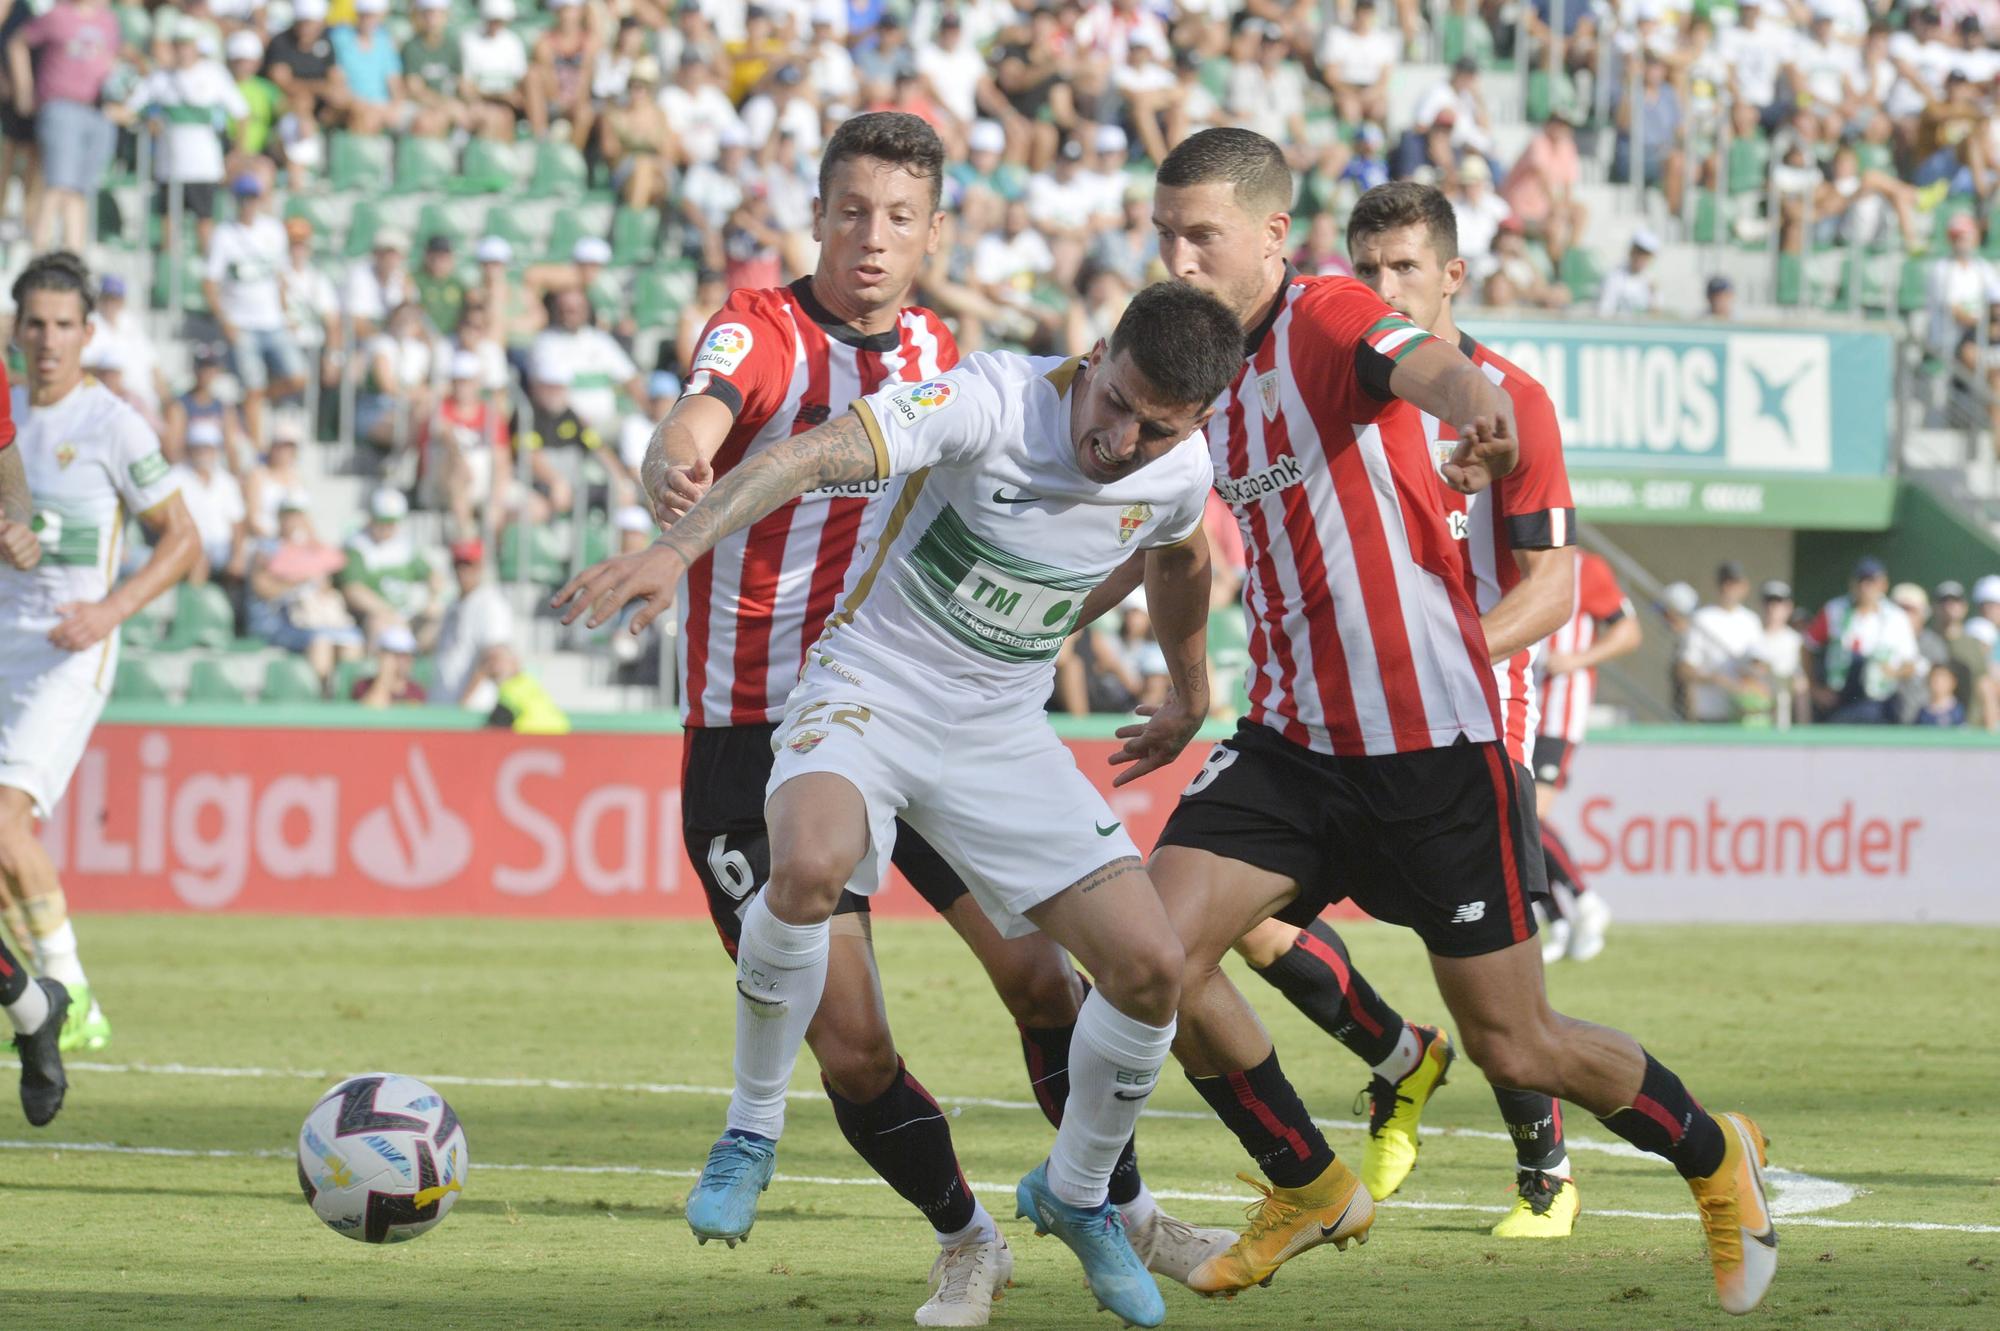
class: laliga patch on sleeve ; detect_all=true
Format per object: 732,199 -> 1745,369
693,322 -> 754,374
128,451 -> 170,487
882,379 -> 956,428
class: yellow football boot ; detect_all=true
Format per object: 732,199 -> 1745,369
1186,1158 -> 1374,1296
1490,1169 -> 1580,1238
1688,1112 -> 1778,1315
1357,1023 -> 1454,1200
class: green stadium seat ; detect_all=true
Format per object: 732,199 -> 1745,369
527,141 -> 589,199
260,653 -> 325,703
159,583 -> 236,651
331,658 -> 368,701
453,138 -> 524,195
329,133 -> 394,192
632,268 -> 682,329
344,199 -> 388,258
611,206 -> 660,266
1725,137 -> 1769,197
410,656 -> 439,695
124,587 -> 174,647
148,253 -> 207,315
1691,190 -> 1721,245
1558,246 -> 1601,305
284,194 -> 343,252
112,657 -> 170,702
186,658 -> 250,704
499,521 -> 570,586
1775,253 -> 1804,307
416,201 -> 474,255
480,203 -> 535,255
543,209 -> 591,263
394,136 -> 459,195
1898,255 -> 1932,315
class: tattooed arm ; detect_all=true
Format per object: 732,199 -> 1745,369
640,393 -> 734,526
554,410 -> 883,632
0,446 -> 39,570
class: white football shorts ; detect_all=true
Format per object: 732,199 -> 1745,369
0,631 -> 115,819
766,656 -> 1143,938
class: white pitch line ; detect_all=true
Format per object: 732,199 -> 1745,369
64,1059 -> 1862,1216
0,1139 -> 1990,1236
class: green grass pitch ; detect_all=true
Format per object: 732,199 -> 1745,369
2,915 -> 1995,1330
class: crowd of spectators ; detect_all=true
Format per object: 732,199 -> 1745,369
1663,556 -> 2000,729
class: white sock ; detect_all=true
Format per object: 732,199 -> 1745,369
33,920 -> 86,989
1371,1022 -> 1422,1083
1046,988 -> 1175,1209
935,1200 -> 1000,1249
724,893 -> 830,1140
1541,1154 -> 1573,1181
4,977 -> 49,1035
1116,1182 -> 1159,1229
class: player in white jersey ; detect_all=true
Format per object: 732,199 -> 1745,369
559,283 -> 1244,1329
0,253 -> 199,1054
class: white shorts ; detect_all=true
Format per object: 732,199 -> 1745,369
0,632 -> 115,818
767,658 -> 1143,938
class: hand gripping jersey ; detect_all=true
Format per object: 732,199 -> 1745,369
1536,551 -> 1633,746
677,279 -> 956,727
828,352 -> 1212,702
1418,333 -> 1576,766
1207,270 -> 1499,756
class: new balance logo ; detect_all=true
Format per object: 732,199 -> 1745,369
1451,902 -> 1488,924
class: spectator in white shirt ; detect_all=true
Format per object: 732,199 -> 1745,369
204,174 -> 308,448
1597,228 -> 1660,317
1449,156 -> 1512,270
1413,57 -> 1497,162
916,12 -> 985,127
1679,561 -> 1770,722
343,227 -> 413,345
1805,556 -> 1921,723
1319,1 -> 1398,126
130,16 -> 249,254
89,273 -> 167,420
660,50 -> 744,167
174,422 -> 250,585
1752,579 -> 1810,727
1227,22 -> 1307,148
1927,213 -> 1999,358
460,0 -> 531,139
433,538 -> 515,710
529,287 -> 643,443
973,198 -> 1055,297
1720,0 -> 1797,124
1025,138 -> 1097,239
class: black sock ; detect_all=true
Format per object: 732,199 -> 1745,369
0,939 -> 25,1006
1248,919 -> 1406,1067
1492,1086 -> 1568,1172
1018,987 -> 1142,1206
824,1060 -> 977,1235
1542,824 -> 1589,897
1596,1051 -> 1727,1180
1188,1048 -> 1336,1189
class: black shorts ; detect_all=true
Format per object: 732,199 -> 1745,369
1157,721 -> 1548,959
154,181 -> 218,221
682,722 -> 972,956
1531,734 -> 1573,790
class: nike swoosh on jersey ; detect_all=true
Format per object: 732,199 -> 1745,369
1095,822 -> 1121,836
991,488 -> 1046,505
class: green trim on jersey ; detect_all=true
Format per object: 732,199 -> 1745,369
894,504 -> 1099,663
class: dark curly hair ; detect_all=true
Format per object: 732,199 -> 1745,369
10,250 -> 96,318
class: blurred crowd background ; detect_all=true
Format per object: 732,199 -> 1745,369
1,0 -> 1997,729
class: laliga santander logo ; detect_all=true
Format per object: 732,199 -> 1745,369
910,380 -> 953,409
347,748 -> 474,890
704,326 -> 749,359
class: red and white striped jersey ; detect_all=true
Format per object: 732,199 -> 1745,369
1421,334 -> 1576,767
676,279 -> 956,727
1210,271 -> 1499,756
1536,551 -> 1633,745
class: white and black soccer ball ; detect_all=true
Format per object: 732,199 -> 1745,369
297,1073 -> 469,1243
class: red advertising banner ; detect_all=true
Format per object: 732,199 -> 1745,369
48,724 -> 1217,917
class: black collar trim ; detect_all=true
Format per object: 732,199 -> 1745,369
1244,263 -> 1300,358
790,277 -> 903,353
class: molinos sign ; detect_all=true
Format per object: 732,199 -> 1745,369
43,726 -> 1216,917
1462,321 -> 1894,477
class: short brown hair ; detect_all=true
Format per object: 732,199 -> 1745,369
1155,127 -> 1294,217
1109,283 -> 1243,409
820,111 -> 946,211
1345,181 -> 1459,261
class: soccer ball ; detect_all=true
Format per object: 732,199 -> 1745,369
296,1073 -> 469,1243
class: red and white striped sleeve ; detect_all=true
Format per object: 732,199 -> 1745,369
1286,278 -> 1441,415
682,289 -> 794,427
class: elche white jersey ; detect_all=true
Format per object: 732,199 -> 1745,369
1,379 -> 178,633
675,281 -> 955,727
823,352 -> 1210,705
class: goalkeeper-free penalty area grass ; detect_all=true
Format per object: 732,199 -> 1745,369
1,916 -> 1994,1330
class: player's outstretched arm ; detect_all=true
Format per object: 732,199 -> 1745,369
642,394 -> 734,527
555,410 -> 882,632
1109,530 -> 1213,788
0,445 -> 40,570
1389,340 -> 1520,492
49,494 -> 199,652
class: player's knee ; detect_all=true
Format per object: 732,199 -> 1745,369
1462,1029 -> 1557,1096
1096,935 -> 1184,1025
0,804 -> 36,870
766,847 -> 860,921
995,962 -> 1083,1029
814,1033 -> 902,1104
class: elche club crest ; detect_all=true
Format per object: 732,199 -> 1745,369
787,728 -> 828,754
1118,502 -> 1152,545
55,442 -> 77,469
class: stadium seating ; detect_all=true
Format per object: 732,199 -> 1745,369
260,654 -> 327,705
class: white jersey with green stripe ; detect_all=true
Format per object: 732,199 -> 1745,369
1,380 -> 179,634
826,351 -> 1210,705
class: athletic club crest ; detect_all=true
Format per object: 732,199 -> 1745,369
787,728 -> 828,754
1118,502 -> 1152,545
1256,370 -> 1280,420
55,442 -> 76,469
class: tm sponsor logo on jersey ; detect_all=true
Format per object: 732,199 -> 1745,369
883,379 -> 955,427
692,323 -> 754,374
1214,454 -> 1304,507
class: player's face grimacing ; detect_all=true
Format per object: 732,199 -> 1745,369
1070,344 -> 1211,484
12,289 -> 93,394
1348,223 -> 1464,331
1153,181 -> 1288,325
812,154 -> 944,313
